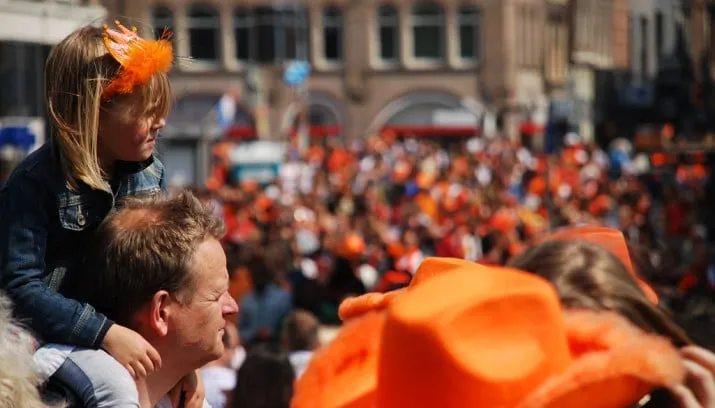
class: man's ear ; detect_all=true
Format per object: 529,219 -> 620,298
148,290 -> 173,337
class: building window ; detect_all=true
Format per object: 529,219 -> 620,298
546,5 -> 567,84
187,5 -> 220,62
377,5 -> 399,62
411,1 -> 444,60
640,16 -> 649,81
151,5 -> 174,41
640,17 -> 650,81
254,7 -> 276,63
234,8 -> 254,61
322,7 -> 343,63
655,10 -> 664,60
458,5 -> 480,61
281,7 -> 310,61
248,6 -> 309,64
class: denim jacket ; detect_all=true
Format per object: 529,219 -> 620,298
0,140 -> 166,348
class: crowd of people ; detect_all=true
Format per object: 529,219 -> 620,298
203,128 -> 714,329
0,20 -> 714,408
185,128 -> 715,407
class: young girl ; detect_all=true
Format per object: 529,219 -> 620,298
0,22 -> 202,406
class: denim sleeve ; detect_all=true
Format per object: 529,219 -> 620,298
0,171 -> 113,348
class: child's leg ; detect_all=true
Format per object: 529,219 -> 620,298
49,348 -> 140,408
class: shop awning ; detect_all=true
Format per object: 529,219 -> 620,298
290,125 -> 343,138
520,122 -> 545,135
381,125 -> 479,137
225,126 -> 257,139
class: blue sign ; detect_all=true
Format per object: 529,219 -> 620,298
0,127 -> 36,150
284,61 -> 311,87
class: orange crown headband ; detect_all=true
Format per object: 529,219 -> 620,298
101,21 -> 174,100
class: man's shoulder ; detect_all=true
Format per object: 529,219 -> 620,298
65,347 -> 124,368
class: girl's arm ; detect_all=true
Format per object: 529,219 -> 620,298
0,170 -> 112,348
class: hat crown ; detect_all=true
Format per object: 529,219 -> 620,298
378,266 -> 572,408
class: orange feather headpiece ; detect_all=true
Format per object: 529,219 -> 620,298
101,21 -> 174,100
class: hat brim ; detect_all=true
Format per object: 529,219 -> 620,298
517,310 -> 685,408
338,258 -> 480,321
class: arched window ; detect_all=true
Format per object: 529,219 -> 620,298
151,5 -> 174,41
458,5 -> 480,61
411,2 -> 444,60
377,5 -> 399,62
187,5 -> 220,62
322,7 -> 343,63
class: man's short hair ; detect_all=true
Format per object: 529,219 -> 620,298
62,191 -> 225,327
282,310 -> 320,351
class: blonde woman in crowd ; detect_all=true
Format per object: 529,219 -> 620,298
0,292 -> 48,408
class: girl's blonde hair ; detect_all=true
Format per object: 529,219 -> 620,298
508,240 -> 692,347
45,25 -> 172,192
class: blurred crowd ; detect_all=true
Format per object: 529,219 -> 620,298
192,132 -> 713,328
4,131 -> 714,408
174,132 -> 715,407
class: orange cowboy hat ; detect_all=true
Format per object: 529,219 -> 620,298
293,258 -> 685,408
546,226 -> 659,304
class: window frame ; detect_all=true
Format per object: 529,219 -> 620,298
457,4 -> 481,64
410,1 -> 445,64
186,4 -> 221,64
321,6 -> 344,66
234,7 -> 255,62
376,4 -> 400,65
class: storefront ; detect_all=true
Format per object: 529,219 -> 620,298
281,91 -> 348,143
368,91 -> 483,142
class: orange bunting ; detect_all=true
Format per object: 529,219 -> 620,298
102,21 -> 174,100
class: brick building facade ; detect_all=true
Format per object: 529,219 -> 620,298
100,0 -> 627,184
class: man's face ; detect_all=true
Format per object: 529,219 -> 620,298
170,238 -> 239,365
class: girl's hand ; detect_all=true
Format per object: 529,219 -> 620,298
670,346 -> 715,408
169,370 -> 205,408
102,324 -> 162,379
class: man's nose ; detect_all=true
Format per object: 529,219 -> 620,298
222,293 -> 239,315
